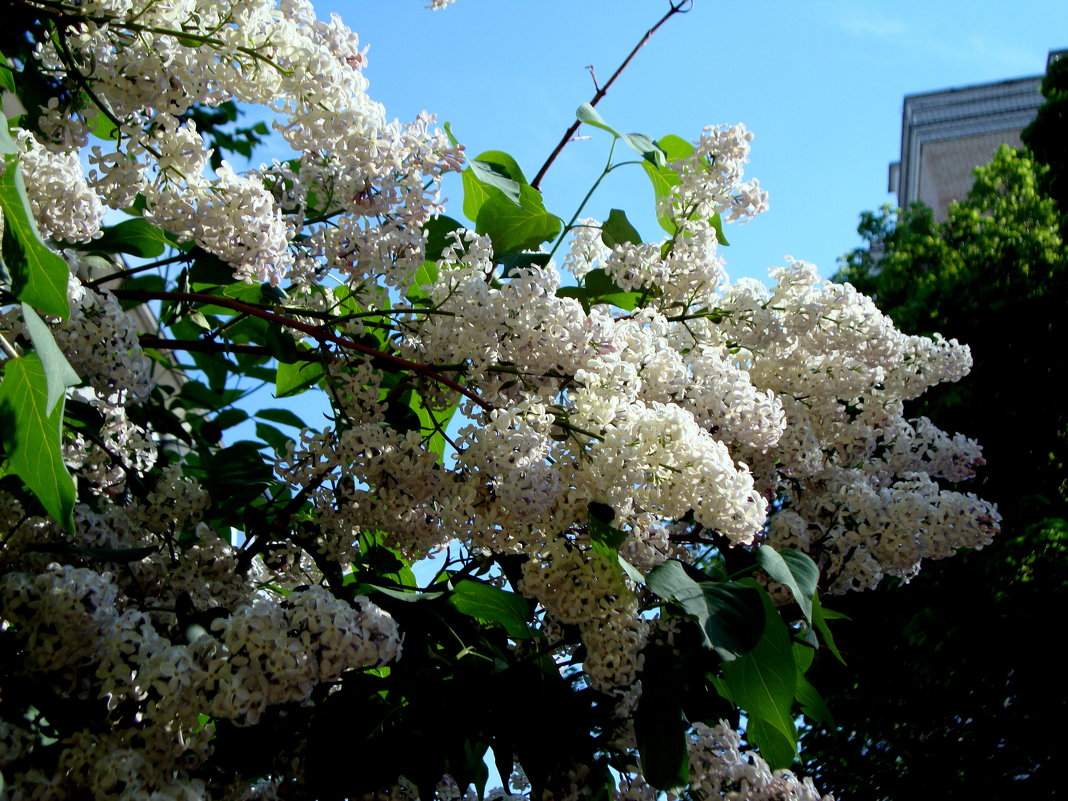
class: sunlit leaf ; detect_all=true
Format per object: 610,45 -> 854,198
21,303 -> 79,413
756,544 -> 818,622
0,353 -> 76,530
0,161 -> 69,318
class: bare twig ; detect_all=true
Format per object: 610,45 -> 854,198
530,0 -> 693,190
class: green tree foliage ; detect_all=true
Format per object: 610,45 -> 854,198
1022,53 -> 1068,226
802,144 -> 1068,799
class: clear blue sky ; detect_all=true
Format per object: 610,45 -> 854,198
314,0 -> 1065,284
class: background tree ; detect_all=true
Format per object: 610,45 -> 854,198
1022,53 -> 1068,228
801,134 -> 1067,797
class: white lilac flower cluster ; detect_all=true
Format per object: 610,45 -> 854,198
614,721 -> 833,801
1,557 -> 401,796
13,130 -> 105,243
683,721 -> 831,801
21,0 -> 462,285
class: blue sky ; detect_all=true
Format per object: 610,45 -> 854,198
314,0 -> 1065,284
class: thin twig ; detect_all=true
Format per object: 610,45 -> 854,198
86,253 -> 191,288
530,0 -> 693,190
0,333 -> 20,360
138,336 -> 271,356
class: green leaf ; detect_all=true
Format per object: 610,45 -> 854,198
618,555 -> 645,585
476,188 -> 562,253
20,303 -> 79,413
423,215 -> 465,261
443,121 -> 459,146
495,251 -> 551,277
0,111 -> 16,155
709,212 -> 730,247
576,103 -> 619,137
795,673 -> 834,726
92,218 -> 171,257
811,594 -> 847,665
637,134 -> 693,235
746,717 -> 796,770
468,158 -> 522,205
587,500 -> 624,545
0,353 -> 76,530
657,134 -> 695,162
575,106 -> 667,166
368,584 -> 443,602
555,285 -> 589,312
88,110 -> 118,141
0,161 -> 70,318
177,379 -> 240,412
792,640 -> 815,674
561,267 -> 642,311
462,149 -> 559,251
276,359 -> 324,398
255,421 -> 292,453
601,208 -> 642,248
472,150 -> 529,185
756,544 -> 818,622
255,408 -> 306,428
409,388 -> 458,463
646,560 -> 764,657
449,581 -> 532,639
187,250 -> 235,284
461,168 -> 496,224
116,275 -> 166,310
206,441 -> 273,506
407,260 -> 440,303
582,267 -> 628,297
0,56 -> 15,94
594,291 -> 641,311
718,585 -> 797,750
620,133 -> 666,167
264,325 -> 304,364
586,502 -> 633,588
212,408 -> 248,430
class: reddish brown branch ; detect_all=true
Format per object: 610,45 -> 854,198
529,0 -> 693,190
112,288 -> 491,411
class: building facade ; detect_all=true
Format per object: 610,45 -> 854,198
887,52 -> 1062,220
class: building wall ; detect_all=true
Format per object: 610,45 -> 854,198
889,74 -> 1044,220
917,129 -> 1027,220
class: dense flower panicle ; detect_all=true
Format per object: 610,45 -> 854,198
57,273 -> 154,406
13,130 -> 105,242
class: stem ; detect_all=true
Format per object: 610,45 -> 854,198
139,336 -> 270,356
552,415 -> 604,442
529,0 -> 693,190
86,253 -> 192,287
547,138 -> 618,261
0,333 -> 20,360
